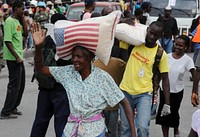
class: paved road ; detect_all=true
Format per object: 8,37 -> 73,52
0,51 -> 199,137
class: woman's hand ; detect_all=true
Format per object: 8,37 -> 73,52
192,92 -> 199,107
31,22 -> 46,47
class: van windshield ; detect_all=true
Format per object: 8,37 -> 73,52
67,6 -> 108,20
149,0 -> 197,18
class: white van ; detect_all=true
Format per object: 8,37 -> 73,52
149,0 -> 199,35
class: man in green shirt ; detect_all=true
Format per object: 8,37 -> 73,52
0,0 -> 28,119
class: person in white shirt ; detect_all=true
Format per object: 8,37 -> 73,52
188,109 -> 200,137
156,35 -> 195,137
141,2 -> 152,26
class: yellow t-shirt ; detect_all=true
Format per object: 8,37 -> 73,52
120,0 -> 125,12
120,44 -> 169,95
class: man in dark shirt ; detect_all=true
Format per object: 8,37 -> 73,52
30,13 -> 70,137
157,6 -> 179,53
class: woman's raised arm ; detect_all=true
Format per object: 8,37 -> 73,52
32,22 -> 51,77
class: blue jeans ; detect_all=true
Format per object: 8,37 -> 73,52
193,43 -> 200,64
120,91 -> 151,137
104,110 -> 118,137
26,32 -> 34,49
160,38 -> 173,53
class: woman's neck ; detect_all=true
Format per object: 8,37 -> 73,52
172,52 -> 184,59
79,66 -> 92,80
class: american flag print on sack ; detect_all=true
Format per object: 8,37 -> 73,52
55,23 -> 100,60
54,11 -> 122,65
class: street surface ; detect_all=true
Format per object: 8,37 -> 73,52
0,51 -> 199,137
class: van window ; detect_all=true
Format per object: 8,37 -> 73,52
67,6 -> 105,20
67,6 -> 84,20
94,6 -> 107,13
149,0 -> 197,18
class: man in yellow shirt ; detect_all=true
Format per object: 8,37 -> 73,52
120,21 -> 171,137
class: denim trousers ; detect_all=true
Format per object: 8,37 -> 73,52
1,61 -> 25,115
120,91 -> 151,137
104,110 -> 118,137
160,38 -> 173,54
193,44 -> 200,64
26,32 -> 34,49
30,89 -> 70,137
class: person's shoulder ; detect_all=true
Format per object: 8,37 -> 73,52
56,65 -> 73,70
194,109 -> 200,115
4,16 -> 14,24
167,53 -> 172,57
158,47 -> 167,59
93,65 -> 110,76
157,16 -> 163,21
170,16 -> 177,21
66,65 -> 74,70
192,109 -> 200,122
183,54 -> 193,61
84,12 -> 91,16
5,16 -> 12,21
83,12 -> 91,19
183,53 -> 191,58
93,65 -> 105,73
109,57 -> 126,65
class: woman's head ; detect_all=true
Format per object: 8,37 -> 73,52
72,46 -> 95,71
174,35 -> 190,53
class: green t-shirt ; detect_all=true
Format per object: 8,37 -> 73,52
3,16 -> 23,60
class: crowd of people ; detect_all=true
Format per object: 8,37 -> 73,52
0,0 -> 200,137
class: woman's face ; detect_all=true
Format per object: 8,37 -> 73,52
174,38 -> 185,54
71,48 -> 91,71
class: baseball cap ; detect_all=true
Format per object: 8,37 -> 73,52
37,1 -> 46,8
84,0 -> 96,6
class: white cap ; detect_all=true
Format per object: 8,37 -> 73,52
55,0 -> 62,4
2,4 -> 8,9
47,1 -> 53,6
165,5 -> 172,10
31,0 -> 38,7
